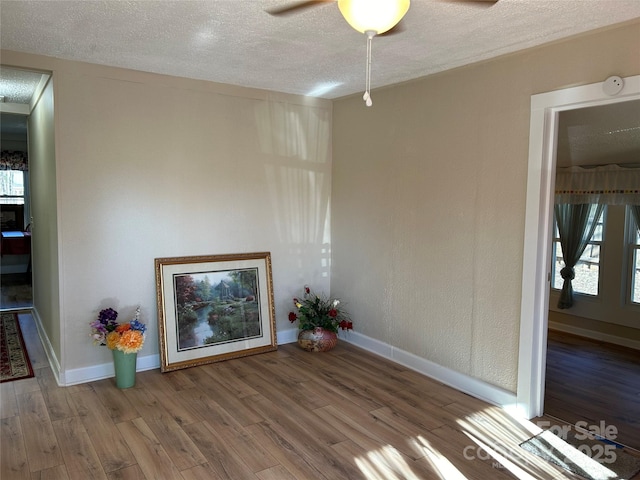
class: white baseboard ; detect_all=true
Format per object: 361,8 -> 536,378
64,329 -> 302,385
278,327 -> 517,410
28,307 -> 161,386
63,353 -> 160,386
58,327 -> 301,386
276,327 -> 298,345
44,323 -> 519,407
30,307 -> 62,384
549,321 -> 640,351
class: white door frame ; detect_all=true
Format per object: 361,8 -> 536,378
516,74 -> 640,419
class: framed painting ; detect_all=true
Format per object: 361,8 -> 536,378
155,252 -> 277,372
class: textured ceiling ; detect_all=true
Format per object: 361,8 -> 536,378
1,0 -> 640,100
0,69 -> 46,104
556,100 -> 640,167
1,1 -> 639,165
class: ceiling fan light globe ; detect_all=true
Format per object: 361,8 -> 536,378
338,0 -> 410,35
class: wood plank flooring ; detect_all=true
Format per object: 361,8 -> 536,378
544,329 -> 640,451
1,312 -> 638,479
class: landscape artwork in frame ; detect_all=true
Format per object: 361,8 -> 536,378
155,252 -> 277,372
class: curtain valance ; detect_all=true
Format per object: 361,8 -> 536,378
0,150 -> 28,171
555,164 -> 640,205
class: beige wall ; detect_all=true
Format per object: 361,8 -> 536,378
28,78 -> 61,363
3,51 -> 333,380
332,21 -> 640,392
2,21 -> 639,389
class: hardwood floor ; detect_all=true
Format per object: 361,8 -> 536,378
544,329 -> 640,451
1,312 -> 637,479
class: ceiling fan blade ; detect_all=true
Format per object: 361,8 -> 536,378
267,0 -> 334,16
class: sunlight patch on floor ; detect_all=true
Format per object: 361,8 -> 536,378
456,406 -> 572,478
462,430 -> 539,480
413,435 -> 469,480
524,430 -> 620,480
456,406 -> 626,480
355,444 -> 422,480
354,438 -> 472,480
341,398 -> 631,479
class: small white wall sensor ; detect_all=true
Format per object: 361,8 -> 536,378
602,76 -> 624,96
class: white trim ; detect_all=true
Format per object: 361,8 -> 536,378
34,320 -> 518,407
30,74 -> 51,113
54,326 -> 308,386
289,330 -> 517,410
276,327 -> 299,345
264,328 -> 517,410
518,74 -> 640,419
29,307 -> 62,384
549,322 -> 640,351
343,331 -> 516,410
0,103 -> 30,114
63,353 -> 160,386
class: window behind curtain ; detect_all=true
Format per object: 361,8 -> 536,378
0,170 -> 25,204
551,206 -> 605,296
0,170 -> 26,230
631,210 -> 640,304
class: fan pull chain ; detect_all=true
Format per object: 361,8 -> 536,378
363,30 -> 375,107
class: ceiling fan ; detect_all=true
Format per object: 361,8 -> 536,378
269,0 -> 498,106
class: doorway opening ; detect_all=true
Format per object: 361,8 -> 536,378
544,100 -> 640,450
1,114 -> 32,310
1,67 -> 51,311
516,75 -> 640,428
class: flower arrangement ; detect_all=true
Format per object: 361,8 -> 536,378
90,307 -> 146,354
288,285 -> 353,333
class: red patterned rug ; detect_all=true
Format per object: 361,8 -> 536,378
0,312 -> 34,382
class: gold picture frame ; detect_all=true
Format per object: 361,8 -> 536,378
155,252 -> 277,372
